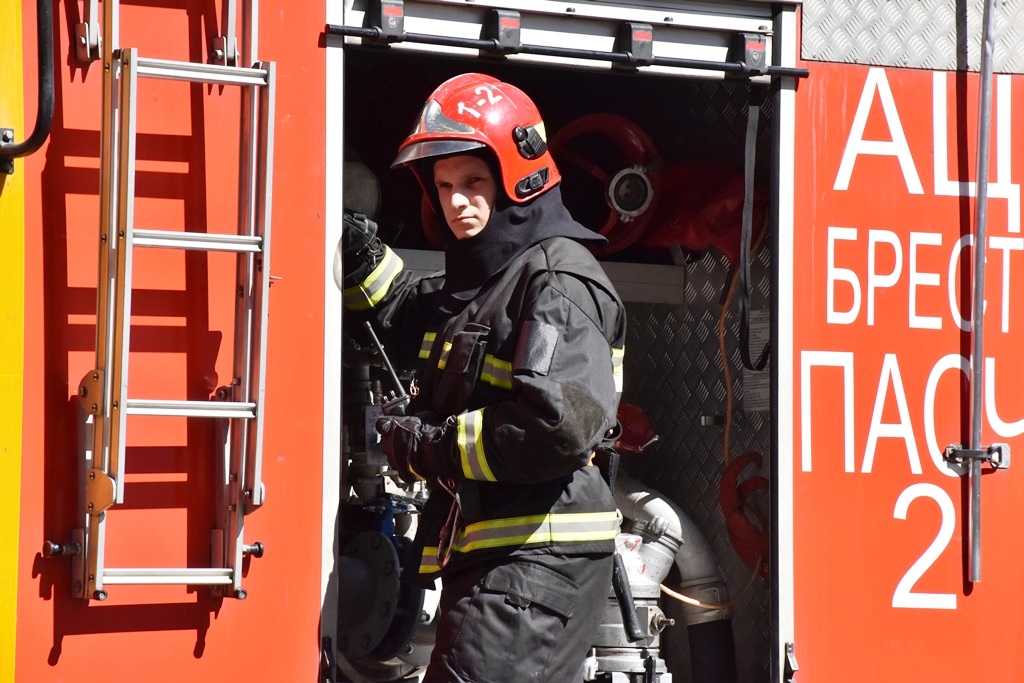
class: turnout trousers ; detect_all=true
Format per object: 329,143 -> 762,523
422,553 -> 614,683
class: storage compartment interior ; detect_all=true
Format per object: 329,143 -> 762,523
338,38 -> 775,683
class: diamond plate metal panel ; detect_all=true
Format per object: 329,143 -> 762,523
642,79 -> 776,187
802,0 -> 1024,73
620,241 -> 773,683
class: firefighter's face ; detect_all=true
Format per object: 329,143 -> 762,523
433,155 -> 497,240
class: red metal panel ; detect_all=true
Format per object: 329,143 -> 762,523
793,62 -> 1024,680
16,1 -> 327,679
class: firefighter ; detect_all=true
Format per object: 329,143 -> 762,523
340,73 -> 626,682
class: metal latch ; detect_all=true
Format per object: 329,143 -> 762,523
483,9 -> 521,53
784,642 -> 799,683
369,0 -> 405,41
728,32 -> 768,76
944,442 -> 1010,582
614,22 -> 654,67
320,636 -> 337,683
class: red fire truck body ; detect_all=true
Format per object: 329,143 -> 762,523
4,1 -> 1023,681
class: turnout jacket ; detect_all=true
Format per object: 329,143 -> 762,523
345,225 -> 626,584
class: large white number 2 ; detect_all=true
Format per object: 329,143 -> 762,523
891,483 -> 957,610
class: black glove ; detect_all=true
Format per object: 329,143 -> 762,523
340,210 -> 386,289
376,413 -> 460,485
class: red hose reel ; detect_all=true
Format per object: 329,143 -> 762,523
549,113 -> 662,255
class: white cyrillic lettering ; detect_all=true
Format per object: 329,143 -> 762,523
863,353 -> 922,474
995,74 -> 1020,233
868,230 -> 902,326
923,354 -> 969,478
933,72 -> 1020,233
933,71 -> 967,198
835,68 -> 923,194
989,235 -> 1023,333
801,351 -> 855,472
947,234 -> 973,332
827,227 -> 861,325
909,232 -> 943,330
985,357 -> 1024,437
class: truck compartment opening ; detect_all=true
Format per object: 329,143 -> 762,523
338,31 -> 775,683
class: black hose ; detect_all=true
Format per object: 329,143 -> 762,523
1,0 -> 55,170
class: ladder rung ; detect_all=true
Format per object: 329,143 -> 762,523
103,567 -> 233,585
136,56 -> 268,87
133,229 -> 263,253
126,399 -> 257,419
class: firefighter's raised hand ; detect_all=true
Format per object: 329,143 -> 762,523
375,413 -> 459,484
334,210 -> 386,290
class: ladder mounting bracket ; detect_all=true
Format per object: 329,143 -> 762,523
74,21 -> 101,62
85,468 -> 116,514
78,369 -> 104,414
212,35 -> 238,66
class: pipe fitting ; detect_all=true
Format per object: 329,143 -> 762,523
614,471 -> 731,624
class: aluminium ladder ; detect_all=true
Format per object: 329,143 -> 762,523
69,0 -> 276,601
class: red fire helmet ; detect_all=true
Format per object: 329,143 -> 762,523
391,73 -> 561,202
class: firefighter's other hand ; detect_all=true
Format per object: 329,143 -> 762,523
375,413 -> 459,484
335,210 -> 385,291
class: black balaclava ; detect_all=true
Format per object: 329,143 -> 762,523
420,151 -> 607,303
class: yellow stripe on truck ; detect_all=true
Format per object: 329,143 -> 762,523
0,0 -> 26,677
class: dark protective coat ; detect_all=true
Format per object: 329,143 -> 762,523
345,231 -> 626,584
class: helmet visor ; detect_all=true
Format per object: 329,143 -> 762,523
391,99 -> 487,167
392,139 -> 486,168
